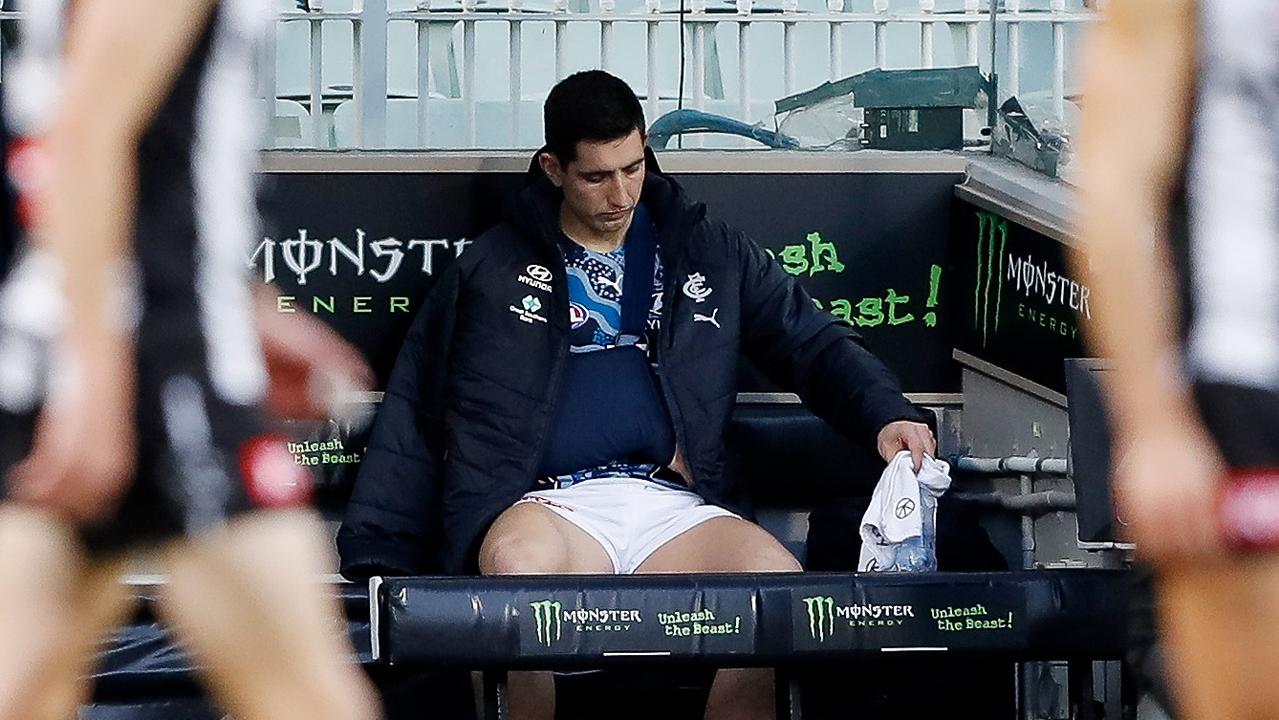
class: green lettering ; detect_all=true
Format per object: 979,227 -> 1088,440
885,289 -> 914,325
855,297 -> 885,327
828,298 -> 854,324
806,232 -> 845,275
779,245 -> 809,276
923,264 -> 941,328
312,295 -> 336,314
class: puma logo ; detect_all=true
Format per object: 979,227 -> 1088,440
594,274 -> 623,294
693,308 -> 721,329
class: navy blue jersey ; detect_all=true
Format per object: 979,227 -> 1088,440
542,204 -> 679,487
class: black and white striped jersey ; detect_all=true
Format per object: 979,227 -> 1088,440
1179,0 -> 1279,391
0,91 -> 13,283
1,0 -> 269,409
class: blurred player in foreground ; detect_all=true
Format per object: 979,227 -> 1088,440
1079,0 -> 1279,717
0,2 -> 380,719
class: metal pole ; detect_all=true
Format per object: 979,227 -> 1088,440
356,0 -> 389,148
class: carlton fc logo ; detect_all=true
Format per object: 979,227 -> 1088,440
682,273 -> 713,303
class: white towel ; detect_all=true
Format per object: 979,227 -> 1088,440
858,450 -> 952,572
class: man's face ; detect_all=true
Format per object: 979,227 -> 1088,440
540,129 -> 647,238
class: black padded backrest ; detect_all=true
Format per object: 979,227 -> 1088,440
299,401 -> 935,517
1063,359 -> 1125,546
727,403 -> 939,511
726,404 -> 885,509
280,415 -> 372,518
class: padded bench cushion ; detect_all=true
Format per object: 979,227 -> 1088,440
375,570 -> 1127,669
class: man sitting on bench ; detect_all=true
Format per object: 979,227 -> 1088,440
338,70 -> 934,720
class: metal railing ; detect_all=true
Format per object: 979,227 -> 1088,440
268,0 -> 1095,149
0,1 -> 1099,150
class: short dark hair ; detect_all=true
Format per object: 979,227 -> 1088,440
543,70 -> 646,165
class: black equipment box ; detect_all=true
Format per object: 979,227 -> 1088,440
862,107 -> 965,151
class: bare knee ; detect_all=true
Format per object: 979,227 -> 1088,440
720,523 -> 803,573
478,532 -> 568,575
733,545 -> 802,574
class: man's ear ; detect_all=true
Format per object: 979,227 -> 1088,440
538,152 -> 564,188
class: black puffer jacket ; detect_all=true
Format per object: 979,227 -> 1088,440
337,150 -> 922,577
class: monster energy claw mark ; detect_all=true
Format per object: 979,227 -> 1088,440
995,221 -> 1005,335
530,600 -> 563,647
973,211 -> 1009,346
802,596 -> 836,642
975,213 -> 986,334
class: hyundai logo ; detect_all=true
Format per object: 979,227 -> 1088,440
526,264 -> 553,282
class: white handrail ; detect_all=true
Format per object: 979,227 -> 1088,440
0,2 -> 1100,150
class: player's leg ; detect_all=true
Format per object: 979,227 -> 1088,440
1160,390 -> 1279,719
156,508 -> 380,720
0,506 -> 82,717
0,506 -> 135,720
635,516 -> 801,720
479,499 -> 616,720
1160,555 -> 1279,720
25,555 -> 136,719
479,499 -> 615,575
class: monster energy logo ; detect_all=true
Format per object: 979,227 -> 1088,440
973,210 -> 1093,346
803,596 -> 837,642
529,600 -> 563,647
973,211 -> 1009,347
801,597 -> 917,642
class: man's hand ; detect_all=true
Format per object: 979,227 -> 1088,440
876,420 -> 936,473
8,348 -> 136,523
1115,417 -> 1225,563
255,291 -> 374,420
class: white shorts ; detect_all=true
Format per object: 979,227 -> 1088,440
516,476 -> 740,574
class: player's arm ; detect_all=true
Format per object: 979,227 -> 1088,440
45,0 -> 217,359
252,284 -> 375,422
1075,0 -> 1222,558
1076,0 -> 1196,430
10,1 -> 220,521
